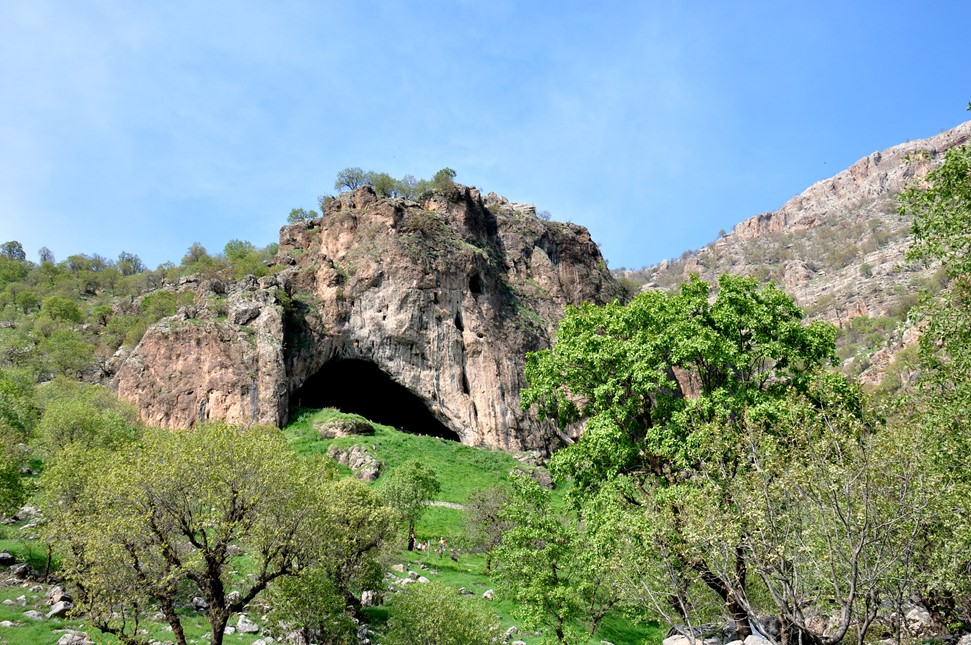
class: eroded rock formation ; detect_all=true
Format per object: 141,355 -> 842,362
113,185 -> 623,451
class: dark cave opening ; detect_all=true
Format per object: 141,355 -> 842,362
291,359 -> 460,441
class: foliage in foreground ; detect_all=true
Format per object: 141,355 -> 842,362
384,580 -> 504,645
41,422 -> 393,645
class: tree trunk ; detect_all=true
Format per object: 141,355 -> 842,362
161,597 -> 188,645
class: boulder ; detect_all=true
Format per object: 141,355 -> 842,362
47,600 -> 73,618
237,614 -> 261,634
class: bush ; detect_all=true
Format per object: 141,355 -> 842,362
385,582 -> 503,645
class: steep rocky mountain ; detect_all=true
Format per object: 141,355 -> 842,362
112,185 -> 623,452
639,120 -> 971,383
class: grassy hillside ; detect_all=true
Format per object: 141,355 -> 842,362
285,407 -> 663,645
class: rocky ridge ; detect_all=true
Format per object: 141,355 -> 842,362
641,120 -> 971,384
112,185 -> 623,451
647,120 -> 971,324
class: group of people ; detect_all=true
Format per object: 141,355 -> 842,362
409,534 -> 450,558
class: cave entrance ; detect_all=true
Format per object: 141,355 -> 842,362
291,359 -> 460,441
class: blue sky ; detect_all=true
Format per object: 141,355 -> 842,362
2,1 -> 969,271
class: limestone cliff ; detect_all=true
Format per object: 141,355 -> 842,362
645,121 -> 971,325
641,120 -> 971,385
113,185 -> 623,451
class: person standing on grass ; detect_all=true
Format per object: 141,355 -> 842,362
438,536 -> 446,558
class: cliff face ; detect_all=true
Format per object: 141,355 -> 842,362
113,186 -> 622,451
647,121 -> 971,326
643,120 -> 971,386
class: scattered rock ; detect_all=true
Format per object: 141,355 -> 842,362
327,445 -> 381,482
664,636 -> 704,645
0,551 -> 15,565
23,609 -> 45,620
191,596 -> 208,611
743,636 -> 770,645
47,585 -> 72,604
9,563 -> 34,579
314,417 -> 374,439
224,626 -> 236,635
56,632 -> 94,645
391,564 -> 405,573
0,620 -> 17,627
417,576 -> 430,583
237,614 -> 261,634
905,605 -> 933,637
47,600 -> 74,618
482,589 -> 494,600
361,590 -> 378,607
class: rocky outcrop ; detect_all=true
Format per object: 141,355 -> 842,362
113,185 -> 622,451
646,120 -> 971,325
114,275 -> 288,429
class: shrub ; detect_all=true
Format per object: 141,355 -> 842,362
385,582 -> 503,645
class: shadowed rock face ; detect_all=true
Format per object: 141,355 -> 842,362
113,185 -> 623,452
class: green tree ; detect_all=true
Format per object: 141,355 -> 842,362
385,581 -> 503,645
39,329 -> 94,378
139,290 -> 179,321
367,171 -> 397,197
287,207 -> 318,223
493,475 -> 622,642
266,567 -> 357,644
335,167 -> 368,191
0,241 -> 26,262
432,167 -> 457,193
40,295 -> 82,323
898,137 -> 971,627
380,460 -> 441,549
116,251 -> 146,276
522,274 -> 837,639
33,379 -> 141,458
464,486 -> 511,573
42,423 -> 360,645
396,174 -> 419,199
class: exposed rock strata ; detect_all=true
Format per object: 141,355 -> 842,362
647,120 -> 971,325
113,186 -> 622,451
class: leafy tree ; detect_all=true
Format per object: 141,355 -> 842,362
15,290 -> 39,315
91,304 -> 113,326
266,567 -> 357,644
38,246 -> 55,264
116,251 -> 145,276
0,241 -> 26,262
464,486 -> 511,573
39,329 -> 94,378
898,137 -> 971,626
367,171 -> 397,197
42,423 -> 360,645
40,296 -> 81,323
380,459 -> 441,549
139,290 -> 179,321
432,167 -> 457,193
287,207 -> 318,223
385,581 -> 503,645
493,474 -> 623,642
522,274 -> 838,639
396,174 -> 419,199
335,167 -> 368,191
33,379 -> 141,458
